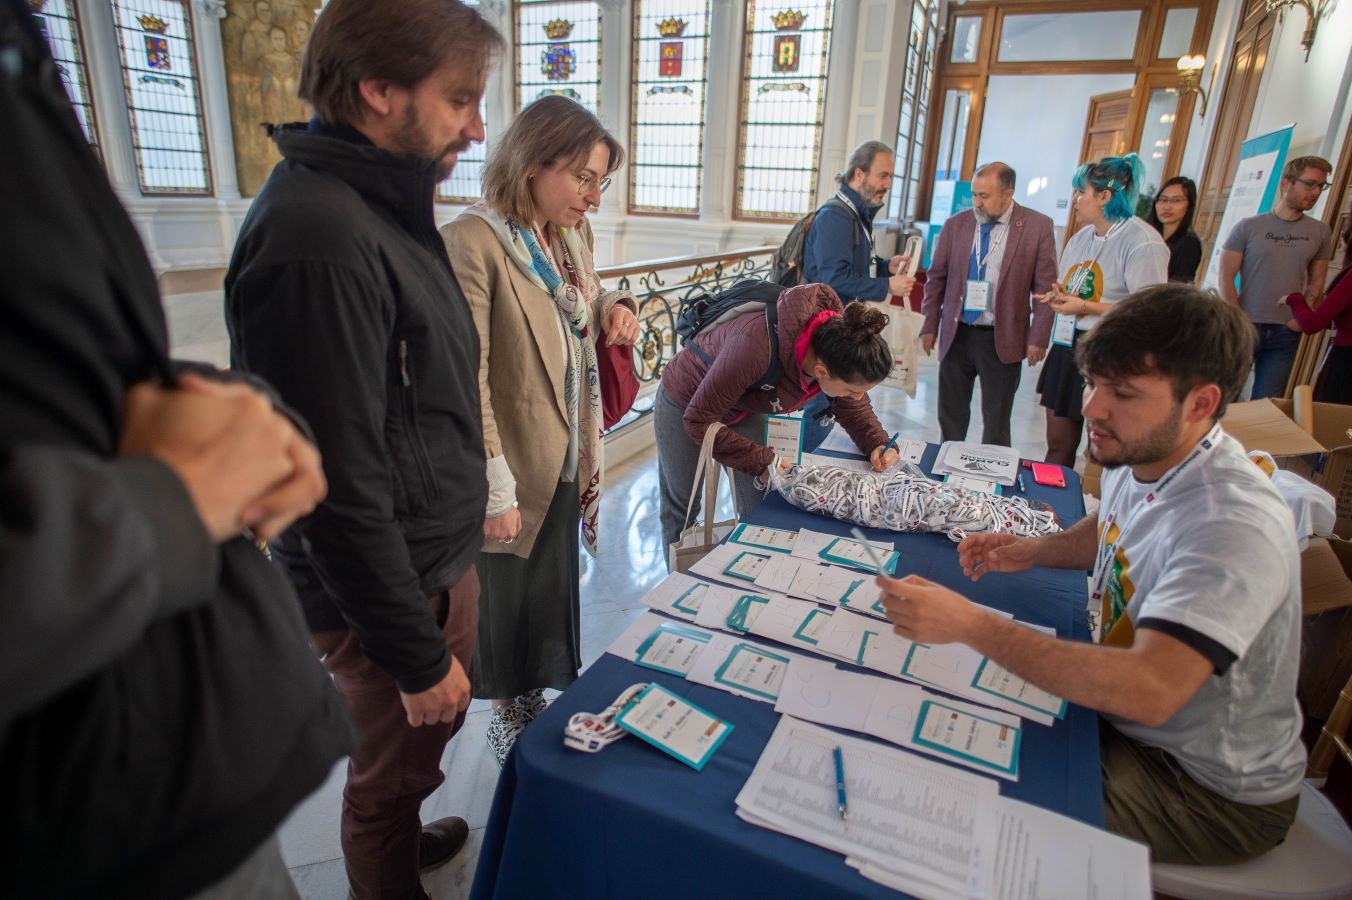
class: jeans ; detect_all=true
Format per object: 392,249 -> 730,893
654,386 -> 767,553
1249,323 -> 1303,400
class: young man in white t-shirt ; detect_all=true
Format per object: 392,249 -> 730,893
878,285 -> 1304,865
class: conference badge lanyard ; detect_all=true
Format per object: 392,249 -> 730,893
834,190 -> 877,254
1052,219 -> 1126,347
766,412 -> 804,464
1088,423 -> 1221,638
964,222 -> 1006,316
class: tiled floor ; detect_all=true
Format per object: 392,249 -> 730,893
279,351 -> 1058,898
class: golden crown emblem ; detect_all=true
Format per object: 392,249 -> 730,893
657,17 -> 688,37
543,18 -> 573,40
137,14 -> 169,34
773,9 -> 806,30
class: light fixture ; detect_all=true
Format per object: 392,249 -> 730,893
1176,55 -> 1209,118
1265,0 -> 1329,61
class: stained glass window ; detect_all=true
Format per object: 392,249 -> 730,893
515,0 -> 601,114
889,0 -> 938,221
735,1 -> 834,219
437,0 -> 487,203
32,0 -> 100,157
112,0 -> 212,194
629,1 -> 710,216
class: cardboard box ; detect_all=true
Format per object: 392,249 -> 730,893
1300,537 -> 1352,719
1268,398 -> 1352,539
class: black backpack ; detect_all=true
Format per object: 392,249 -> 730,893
674,279 -> 788,411
769,197 -> 862,287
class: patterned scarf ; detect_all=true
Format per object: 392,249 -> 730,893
463,203 -> 604,556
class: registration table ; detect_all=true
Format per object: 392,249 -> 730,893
471,447 -> 1099,900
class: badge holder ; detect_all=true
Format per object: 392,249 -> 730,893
563,682 -> 648,753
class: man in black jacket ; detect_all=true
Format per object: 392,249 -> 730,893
0,2 -> 354,897
225,2 -> 504,897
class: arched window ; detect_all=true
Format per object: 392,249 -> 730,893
32,0 -> 101,158
514,0 -> 602,114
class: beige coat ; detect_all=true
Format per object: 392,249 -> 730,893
440,215 -> 631,557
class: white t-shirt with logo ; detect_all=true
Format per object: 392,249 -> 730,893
1060,216 -> 1169,331
1094,428 -> 1304,805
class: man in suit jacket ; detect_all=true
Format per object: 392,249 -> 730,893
920,162 -> 1058,446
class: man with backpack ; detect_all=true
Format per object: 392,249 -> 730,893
794,141 -> 915,450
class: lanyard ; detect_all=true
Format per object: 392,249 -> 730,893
1064,218 -> 1127,297
1089,423 -> 1222,608
970,220 -> 1006,281
834,191 -> 876,252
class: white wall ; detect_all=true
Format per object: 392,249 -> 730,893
976,72 -> 1137,227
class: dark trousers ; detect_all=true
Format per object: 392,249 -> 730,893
938,323 -> 1023,446
313,569 -> 480,900
1250,323 -> 1303,399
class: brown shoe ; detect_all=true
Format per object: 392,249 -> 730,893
418,815 -> 470,874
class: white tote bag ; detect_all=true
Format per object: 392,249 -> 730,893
668,422 -> 739,573
880,301 -> 921,398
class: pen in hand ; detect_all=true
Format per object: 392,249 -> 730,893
849,527 -> 889,575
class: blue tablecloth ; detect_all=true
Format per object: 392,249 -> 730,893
472,448 -> 1100,900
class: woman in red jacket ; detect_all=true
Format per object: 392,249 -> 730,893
1285,214 -> 1352,404
655,283 -> 900,556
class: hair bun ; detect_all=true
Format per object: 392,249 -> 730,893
840,302 -> 888,341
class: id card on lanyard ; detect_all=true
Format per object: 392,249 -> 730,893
1088,424 -> 1221,639
965,223 -> 1003,316
765,413 -> 804,464
1051,313 -> 1077,347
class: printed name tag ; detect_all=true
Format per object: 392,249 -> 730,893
963,280 -> 991,312
765,414 -> 804,465
1051,313 -> 1077,347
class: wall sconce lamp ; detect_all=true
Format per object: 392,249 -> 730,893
1176,55 -> 1209,118
1265,0 -> 1328,62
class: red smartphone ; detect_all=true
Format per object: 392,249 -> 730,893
1030,462 -> 1066,488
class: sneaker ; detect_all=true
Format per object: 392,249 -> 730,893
418,815 -> 470,874
517,688 -> 548,720
486,702 -> 528,767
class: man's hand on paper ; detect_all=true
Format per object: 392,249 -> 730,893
957,533 -> 1037,581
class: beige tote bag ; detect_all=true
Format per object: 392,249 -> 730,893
668,422 -> 739,573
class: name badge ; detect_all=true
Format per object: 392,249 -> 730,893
963,280 -> 991,313
1051,313 -> 1077,347
765,413 -> 803,464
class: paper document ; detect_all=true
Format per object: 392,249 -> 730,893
817,427 -> 863,455
775,658 -> 1023,780
686,632 -> 802,703
792,528 -> 899,574
857,796 -> 1150,900
728,523 -> 798,553
639,572 -> 738,621
736,716 -> 999,899
615,682 -> 732,771
933,441 -> 1020,486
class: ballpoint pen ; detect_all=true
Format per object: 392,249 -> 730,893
849,527 -> 889,575
880,431 -> 900,460
833,745 -> 849,821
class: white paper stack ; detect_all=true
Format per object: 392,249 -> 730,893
933,441 -> 1021,487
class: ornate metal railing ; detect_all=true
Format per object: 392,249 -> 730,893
598,245 -> 775,422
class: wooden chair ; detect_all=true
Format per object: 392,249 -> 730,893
1149,672 -> 1352,899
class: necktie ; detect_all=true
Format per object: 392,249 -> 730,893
963,221 -> 997,324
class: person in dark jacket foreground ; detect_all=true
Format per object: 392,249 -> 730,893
0,1 -> 354,897
225,1 -> 504,897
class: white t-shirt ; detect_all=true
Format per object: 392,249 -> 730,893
1093,427 -> 1304,805
1060,216 -> 1169,331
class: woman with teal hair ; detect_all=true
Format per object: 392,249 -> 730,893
1035,154 -> 1170,466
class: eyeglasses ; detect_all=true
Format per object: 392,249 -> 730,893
1293,177 -> 1331,191
575,173 -> 612,196
1155,196 -> 1189,205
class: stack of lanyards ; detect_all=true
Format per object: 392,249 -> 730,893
768,464 -> 1060,541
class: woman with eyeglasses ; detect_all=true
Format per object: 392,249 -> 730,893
1145,175 -> 1203,283
1036,154 -> 1170,467
440,96 -> 639,764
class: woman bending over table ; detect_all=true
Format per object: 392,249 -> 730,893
656,284 -> 899,555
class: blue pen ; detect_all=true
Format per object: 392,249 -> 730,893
1017,473 -> 1027,493
880,431 -> 900,459
833,745 -> 849,820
